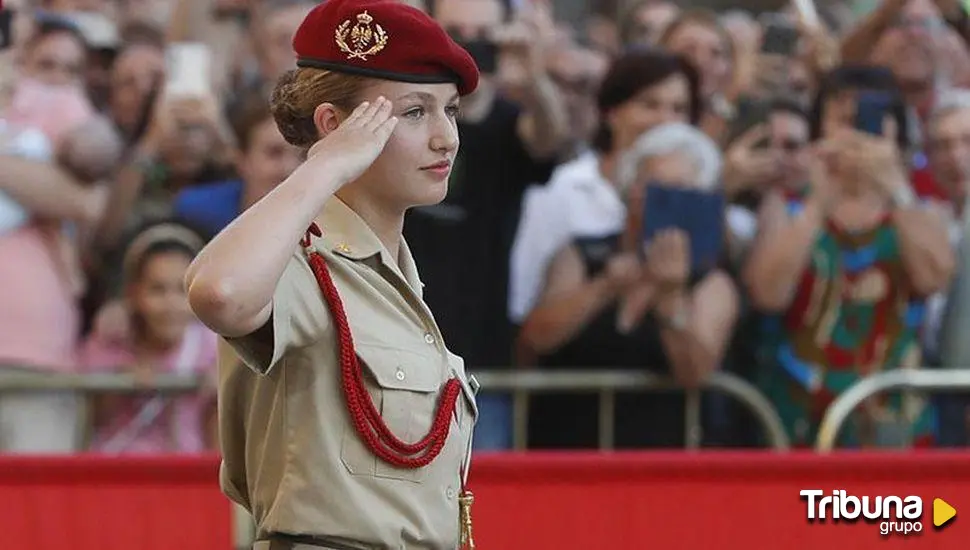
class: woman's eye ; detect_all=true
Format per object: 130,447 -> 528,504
445,105 -> 460,118
403,107 -> 424,118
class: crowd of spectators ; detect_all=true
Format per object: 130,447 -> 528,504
2,0 -> 970,455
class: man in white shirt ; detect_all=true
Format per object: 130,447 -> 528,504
508,151 -> 624,325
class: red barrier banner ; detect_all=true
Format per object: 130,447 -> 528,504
469,451 -> 970,550
0,455 -> 233,550
1,451 -> 969,550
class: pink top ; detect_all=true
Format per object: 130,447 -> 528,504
0,226 -> 80,371
79,321 -> 218,454
5,78 -> 95,147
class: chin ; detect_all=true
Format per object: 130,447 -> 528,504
408,180 -> 450,207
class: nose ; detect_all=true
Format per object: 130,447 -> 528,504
429,113 -> 459,153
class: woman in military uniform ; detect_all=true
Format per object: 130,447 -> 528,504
185,1 -> 480,548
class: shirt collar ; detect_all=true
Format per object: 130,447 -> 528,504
315,197 -> 424,295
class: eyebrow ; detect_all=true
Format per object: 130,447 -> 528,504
395,91 -> 461,104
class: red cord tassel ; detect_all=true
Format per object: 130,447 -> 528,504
302,223 -> 460,468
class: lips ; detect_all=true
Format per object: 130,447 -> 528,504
420,161 -> 451,170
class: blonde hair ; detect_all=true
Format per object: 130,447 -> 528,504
270,68 -> 373,148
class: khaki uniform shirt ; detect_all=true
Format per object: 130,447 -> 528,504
218,197 -> 479,549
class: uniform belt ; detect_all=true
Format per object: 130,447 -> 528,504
258,533 -> 371,550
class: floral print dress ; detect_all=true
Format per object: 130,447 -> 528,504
758,199 -> 935,448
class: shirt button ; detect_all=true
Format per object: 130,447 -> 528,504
446,486 -> 456,499
424,333 -> 436,345
395,369 -> 406,381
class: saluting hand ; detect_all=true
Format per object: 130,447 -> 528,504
308,96 -> 399,184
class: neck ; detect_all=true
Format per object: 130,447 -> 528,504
335,189 -> 405,263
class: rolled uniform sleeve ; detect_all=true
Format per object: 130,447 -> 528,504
225,251 -> 330,374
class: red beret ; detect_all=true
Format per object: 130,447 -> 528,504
293,0 -> 480,96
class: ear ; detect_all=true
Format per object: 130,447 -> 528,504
313,102 -> 343,139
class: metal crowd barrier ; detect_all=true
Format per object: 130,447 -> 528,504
0,367 -> 204,450
0,367 -> 792,549
9,367 -> 969,454
473,369 -> 792,451
815,369 -> 970,452
0,369 -> 202,393
0,367 -> 789,450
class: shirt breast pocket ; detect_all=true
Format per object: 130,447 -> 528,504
340,344 -> 443,483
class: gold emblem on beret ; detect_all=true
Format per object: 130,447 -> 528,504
335,11 -> 388,61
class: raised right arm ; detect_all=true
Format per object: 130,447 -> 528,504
185,97 -> 397,338
184,156 -> 345,337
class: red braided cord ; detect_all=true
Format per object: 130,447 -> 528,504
302,223 -> 461,468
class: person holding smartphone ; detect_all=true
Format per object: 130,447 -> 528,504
186,0 -> 480,548
518,122 -> 740,449
510,49 -> 703,341
744,65 -> 954,448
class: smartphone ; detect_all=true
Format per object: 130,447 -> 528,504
164,42 -> 212,99
855,91 -> 892,136
641,184 -> 725,273
760,14 -> 799,56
